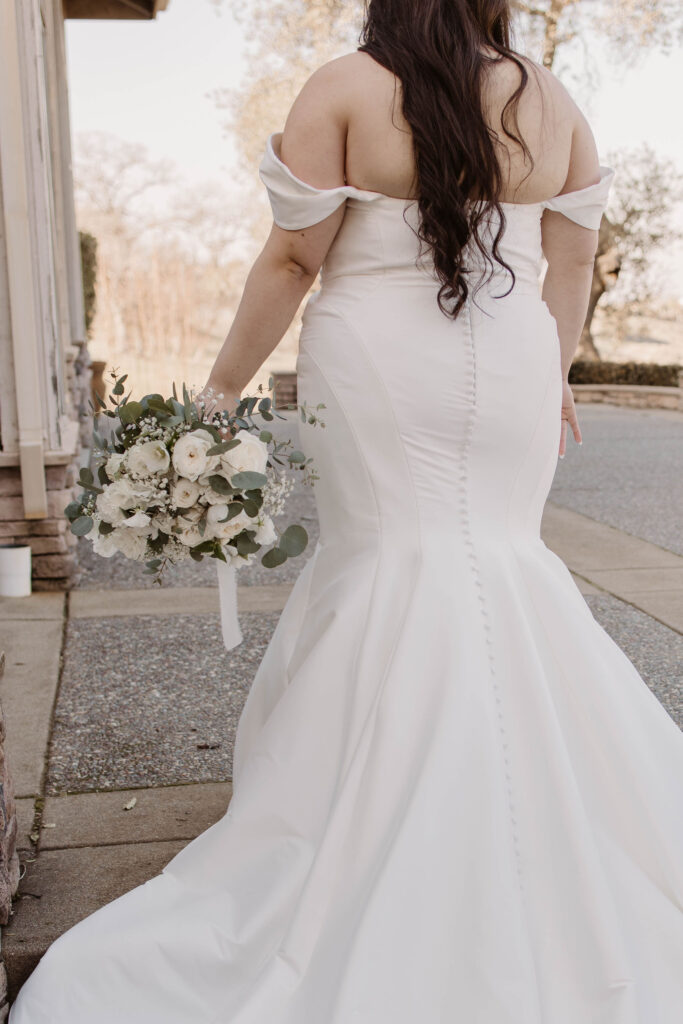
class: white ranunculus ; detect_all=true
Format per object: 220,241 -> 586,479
122,510 -> 152,529
172,430 -> 218,482
96,478 -> 136,525
253,515 -> 277,546
220,430 -> 268,480
127,440 -> 170,477
92,531 -> 118,557
155,514 -> 175,534
105,452 -> 125,479
170,477 -> 201,509
112,527 -> 149,561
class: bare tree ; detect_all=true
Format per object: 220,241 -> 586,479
73,131 -> 248,397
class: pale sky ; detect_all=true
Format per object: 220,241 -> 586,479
64,0 -> 682,292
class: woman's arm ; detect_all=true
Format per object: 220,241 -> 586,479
540,107 -> 601,456
541,106 -> 601,380
202,60 -> 352,414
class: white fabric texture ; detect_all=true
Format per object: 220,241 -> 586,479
11,136 -> 683,1024
541,166 -> 615,228
216,558 -> 242,651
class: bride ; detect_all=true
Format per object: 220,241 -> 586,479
10,1 -> 683,1021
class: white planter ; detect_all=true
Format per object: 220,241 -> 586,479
0,544 -> 32,597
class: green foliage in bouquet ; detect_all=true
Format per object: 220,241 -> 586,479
64,370 -> 325,584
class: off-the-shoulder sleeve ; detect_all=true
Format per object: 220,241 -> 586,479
259,132 -> 384,230
541,166 -> 615,229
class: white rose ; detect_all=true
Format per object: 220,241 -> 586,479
122,510 -> 152,529
92,531 -> 118,557
220,430 -> 268,480
127,440 -> 170,477
207,504 -> 253,541
253,515 -> 277,546
170,477 -> 201,509
172,430 -> 218,482
177,523 -> 204,547
105,452 -> 125,479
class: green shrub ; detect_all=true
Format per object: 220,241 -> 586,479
79,231 -> 97,338
568,361 -> 681,387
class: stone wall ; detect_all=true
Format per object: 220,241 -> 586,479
0,339 -> 91,591
572,384 -> 682,411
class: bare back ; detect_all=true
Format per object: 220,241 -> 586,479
341,50 -> 594,204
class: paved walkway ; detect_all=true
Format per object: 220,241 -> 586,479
0,405 -> 681,1000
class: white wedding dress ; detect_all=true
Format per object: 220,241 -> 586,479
10,133 -> 683,1023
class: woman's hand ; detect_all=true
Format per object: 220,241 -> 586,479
559,379 -> 582,459
197,383 -> 242,431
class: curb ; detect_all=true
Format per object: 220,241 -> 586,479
571,384 -> 682,411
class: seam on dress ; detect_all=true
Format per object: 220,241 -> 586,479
463,295 -> 545,1024
276,336 -> 422,975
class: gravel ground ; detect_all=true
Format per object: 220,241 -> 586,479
46,611 -> 279,795
549,405 -> 683,556
584,594 -> 682,728
47,592 -> 680,795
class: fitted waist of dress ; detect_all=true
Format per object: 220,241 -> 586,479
320,263 -> 544,298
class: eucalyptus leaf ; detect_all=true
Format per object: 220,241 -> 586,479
235,532 -> 260,556
118,401 -> 143,425
71,515 -> 94,536
280,524 -> 308,557
208,474 -> 233,495
261,546 -> 287,568
225,502 -> 245,521
230,470 -> 267,490
206,438 -> 241,456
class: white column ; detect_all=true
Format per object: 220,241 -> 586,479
48,0 -> 87,348
0,0 -> 48,516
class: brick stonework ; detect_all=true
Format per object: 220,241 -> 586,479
273,371 -> 298,410
0,340 -> 92,592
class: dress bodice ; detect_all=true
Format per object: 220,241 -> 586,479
259,131 -> 615,294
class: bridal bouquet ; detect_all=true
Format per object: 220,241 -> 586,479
64,371 -> 324,601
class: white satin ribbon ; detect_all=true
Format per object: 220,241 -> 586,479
216,558 -> 243,651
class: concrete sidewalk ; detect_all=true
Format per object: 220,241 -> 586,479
1,406 -> 681,1001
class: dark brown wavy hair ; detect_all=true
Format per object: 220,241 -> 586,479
358,0 -> 533,319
